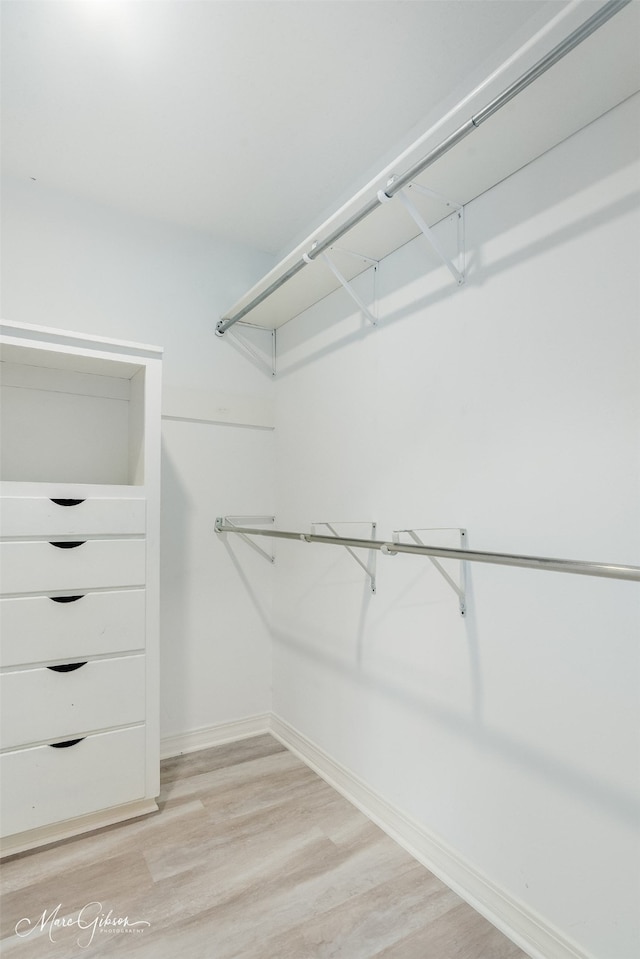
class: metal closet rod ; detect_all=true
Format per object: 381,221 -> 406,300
216,0 -> 630,335
214,520 -> 640,583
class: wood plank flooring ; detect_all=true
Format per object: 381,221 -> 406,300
1,735 -> 530,958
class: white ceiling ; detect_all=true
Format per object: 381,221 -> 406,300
1,0 -> 577,256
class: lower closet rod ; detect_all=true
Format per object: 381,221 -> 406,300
215,519 -> 640,583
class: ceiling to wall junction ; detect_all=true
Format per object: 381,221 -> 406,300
2,0 -> 577,255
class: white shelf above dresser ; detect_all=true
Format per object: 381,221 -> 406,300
0,321 -> 163,856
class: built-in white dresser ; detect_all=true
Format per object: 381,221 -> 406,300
0,321 -> 162,857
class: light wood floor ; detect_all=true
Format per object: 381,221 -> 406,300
1,735 -> 530,958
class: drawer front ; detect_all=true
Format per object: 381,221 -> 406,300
0,539 -> 146,594
0,496 -> 146,538
0,655 -> 146,749
0,589 -> 145,667
0,726 -> 146,837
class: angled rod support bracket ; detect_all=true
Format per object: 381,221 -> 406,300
393,527 -> 468,616
312,521 -> 378,593
395,188 -> 465,286
215,515 -> 276,563
221,322 -> 276,377
306,249 -> 378,325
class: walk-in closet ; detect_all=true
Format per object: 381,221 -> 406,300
1,2 -> 639,958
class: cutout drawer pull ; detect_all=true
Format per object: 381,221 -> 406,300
48,738 -> 85,748
49,541 -> 86,549
46,662 -> 87,673
50,499 -> 85,507
49,595 -> 85,604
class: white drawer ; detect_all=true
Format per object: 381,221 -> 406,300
0,654 -> 146,749
0,539 -> 146,594
0,496 -> 146,538
0,589 -> 145,667
0,725 -> 146,837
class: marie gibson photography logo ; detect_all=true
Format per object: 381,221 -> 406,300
15,902 -> 151,948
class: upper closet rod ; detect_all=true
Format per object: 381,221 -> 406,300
215,519 -> 640,583
216,0 -> 630,335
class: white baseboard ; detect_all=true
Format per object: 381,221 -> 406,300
269,713 -> 593,959
160,713 -> 270,759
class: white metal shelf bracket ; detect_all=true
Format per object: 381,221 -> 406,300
306,248 -> 378,326
392,527 -> 468,616
221,322 -> 276,376
395,187 -> 465,286
215,515 -> 276,563
312,521 -> 378,593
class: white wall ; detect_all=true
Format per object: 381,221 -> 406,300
272,94 -> 640,959
0,177 -> 277,739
